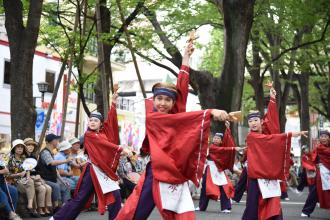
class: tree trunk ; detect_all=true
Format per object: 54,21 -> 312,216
4,0 -> 43,139
216,0 -> 255,139
95,0 -> 111,117
298,73 -> 310,147
142,1 -> 255,139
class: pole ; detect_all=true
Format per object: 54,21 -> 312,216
116,0 -> 147,98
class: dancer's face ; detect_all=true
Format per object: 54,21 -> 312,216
319,134 -> 329,145
88,117 -> 101,131
213,136 -> 222,146
248,117 -> 262,133
153,95 -> 175,114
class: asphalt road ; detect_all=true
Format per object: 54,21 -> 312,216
26,189 -> 330,220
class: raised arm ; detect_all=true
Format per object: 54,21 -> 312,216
173,42 -> 194,113
102,93 -> 120,144
263,84 -> 280,134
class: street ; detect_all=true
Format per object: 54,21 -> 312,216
27,189 -> 329,220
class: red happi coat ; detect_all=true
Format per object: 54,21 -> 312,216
247,97 -> 292,220
280,156 -> 294,193
117,65 -> 212,220
315,143 -> 330,209
75,102 -> 122,215
205,128 -> 236,200
301,151 -> 317,186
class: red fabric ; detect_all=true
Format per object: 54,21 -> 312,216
317,144 -> 330,170
247,132 -> 292,181
118,66 -> 209,219
247,98 -> 289,219
262,98 -> 280,135
116,171 -> 146,220
205,166 -> 234,200
116,170 -> 196,220
147,110 -> 211,186
316,168 -> 330,210
222,127 -> 236,148
301,151 -> 316,186
258,196 -> 282,220
205,167 -> 220,200
75,103 -> 122,214
208,145 -> 236,172
301,151 -> 316,171
315,143 -> 330,209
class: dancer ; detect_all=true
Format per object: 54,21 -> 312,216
197,123 -> 243,213
242,82 -> 308,220
301,130 -> 330,217
116,42 -> 230,220
280,152 -> 294,201
232,149 -> 248,203
51,92 -> 130,220
296,146 -> 316,193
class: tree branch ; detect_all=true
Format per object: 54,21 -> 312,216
143,6 -> 182,68
260,19 -> 330,77
109,0 -> 146,49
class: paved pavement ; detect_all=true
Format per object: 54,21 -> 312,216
26,189 -> 330,220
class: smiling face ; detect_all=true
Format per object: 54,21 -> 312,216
319,134 -> 329,145
153,95 -> 175,114
88,117 -> 102,131
248,117 -> 262,133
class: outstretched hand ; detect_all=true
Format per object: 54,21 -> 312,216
265,81 -> 276,99
211,109 -> 228,121
182,42 -> 194,66
235,147 -> 246,152
292,131 -> 308,138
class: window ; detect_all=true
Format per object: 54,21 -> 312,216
3,60 -> 10,84
45,71 -> 55,93
118,97 -> 135,112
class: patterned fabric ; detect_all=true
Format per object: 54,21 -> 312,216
7,154 -> 26,184
118,157 -> 143,179
40,148 -> 54,166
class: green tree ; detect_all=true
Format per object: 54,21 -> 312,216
2,0 -> 43,139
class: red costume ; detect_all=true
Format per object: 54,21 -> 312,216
205,128 -> 236,200
301,151 -> 317,186
315,143 -> 330,209
75,102 -> 122,214
245,97 -> 292,220
117,65 -> 213,220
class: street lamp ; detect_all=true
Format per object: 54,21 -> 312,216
37,82 -> 49,102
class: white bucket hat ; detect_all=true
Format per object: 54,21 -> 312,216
58,141 -> 72,152
11,139 -> 26,153
69,137 -> 80,145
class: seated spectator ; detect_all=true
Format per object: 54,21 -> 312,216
0,138 -> 21,220
24,138 -> 52,216
37,134 -> 72,211
68,137 -> 87,178
7,139 -> 39,217
118,152 -> 142,201
55,141 -> 79,191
